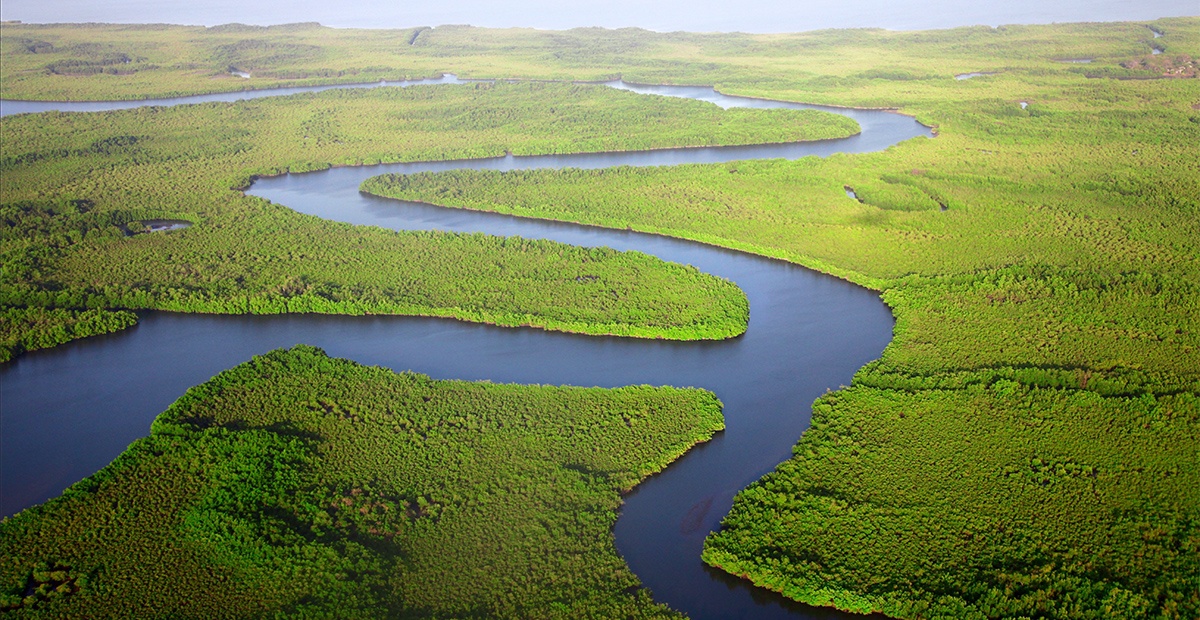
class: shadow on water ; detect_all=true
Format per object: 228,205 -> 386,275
1,79 -> 931,619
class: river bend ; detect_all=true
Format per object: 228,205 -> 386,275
0,79 -> 931,618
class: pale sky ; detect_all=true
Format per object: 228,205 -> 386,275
2,0 -> 1195,32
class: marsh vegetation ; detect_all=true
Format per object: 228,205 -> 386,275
2,16 -> 1198,620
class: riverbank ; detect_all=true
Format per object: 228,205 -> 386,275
1,81 -> 869,360
326,23 -> 1200,618
0,345 -> 724,617
2,78 -> 919,619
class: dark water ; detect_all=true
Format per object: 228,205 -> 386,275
1,0 -> 1193,33
0,83 -> 928,618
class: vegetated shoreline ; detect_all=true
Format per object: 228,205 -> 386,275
698,85 -> 940,135
11,81 -> 868,360
0,66 -> 933,142
219,110 -> 872,338
953,71 -> 998,79
7,21 -> 1190,614
356,191 -> 890,291
194,297 -> 749,342
2,277 -> 750,359
0,73 -> 456,104
710,86 -> 904,112
237,129 -> 866,190
0,78 -> 880,361
353,81 -> 935,292
1,74 -> 909,616
167,92 -> 871,343
360,55 -> 1200,616
0,71 -> 910,117
236,79 -> 926,296
1,255 -> 750,363
0,345 -> 727,616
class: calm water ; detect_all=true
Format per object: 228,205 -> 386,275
1,83 -> 929,618
0,75 -> 470,117
0,0 -> 1193,32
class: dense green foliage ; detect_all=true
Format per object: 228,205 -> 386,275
703,382 -> 1199,619
0,306 -> 137,362
3,17 -> 1199,618
0,345 -> 724,617
0,82 -> 873,352
345,20 -> 1200,620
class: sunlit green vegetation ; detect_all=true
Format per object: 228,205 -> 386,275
703,383 -> 1199,619
3,17 -> 1199,618
0,81 -> 867,358
0,345 -> 723,617
2,19 -> 1196,102
348,20 -> 1200,620
0,306 -> 137,362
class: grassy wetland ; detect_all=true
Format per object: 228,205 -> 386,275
3,16 -> 1199,620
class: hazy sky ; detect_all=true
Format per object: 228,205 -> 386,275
1,0 -> 1195,32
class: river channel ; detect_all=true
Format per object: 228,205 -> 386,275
0,79 -> 931,618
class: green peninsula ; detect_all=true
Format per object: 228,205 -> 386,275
0,346 -> 723,617
0,82 -> 866,359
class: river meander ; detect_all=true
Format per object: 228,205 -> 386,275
0,80 -> 930,618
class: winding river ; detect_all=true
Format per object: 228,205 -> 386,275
0,79 -> 931,618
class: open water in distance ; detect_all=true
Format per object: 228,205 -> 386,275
0,75 -> 471,117
0,82 -> 929,618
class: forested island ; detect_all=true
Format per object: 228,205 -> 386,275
2,17 -> 1198,620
